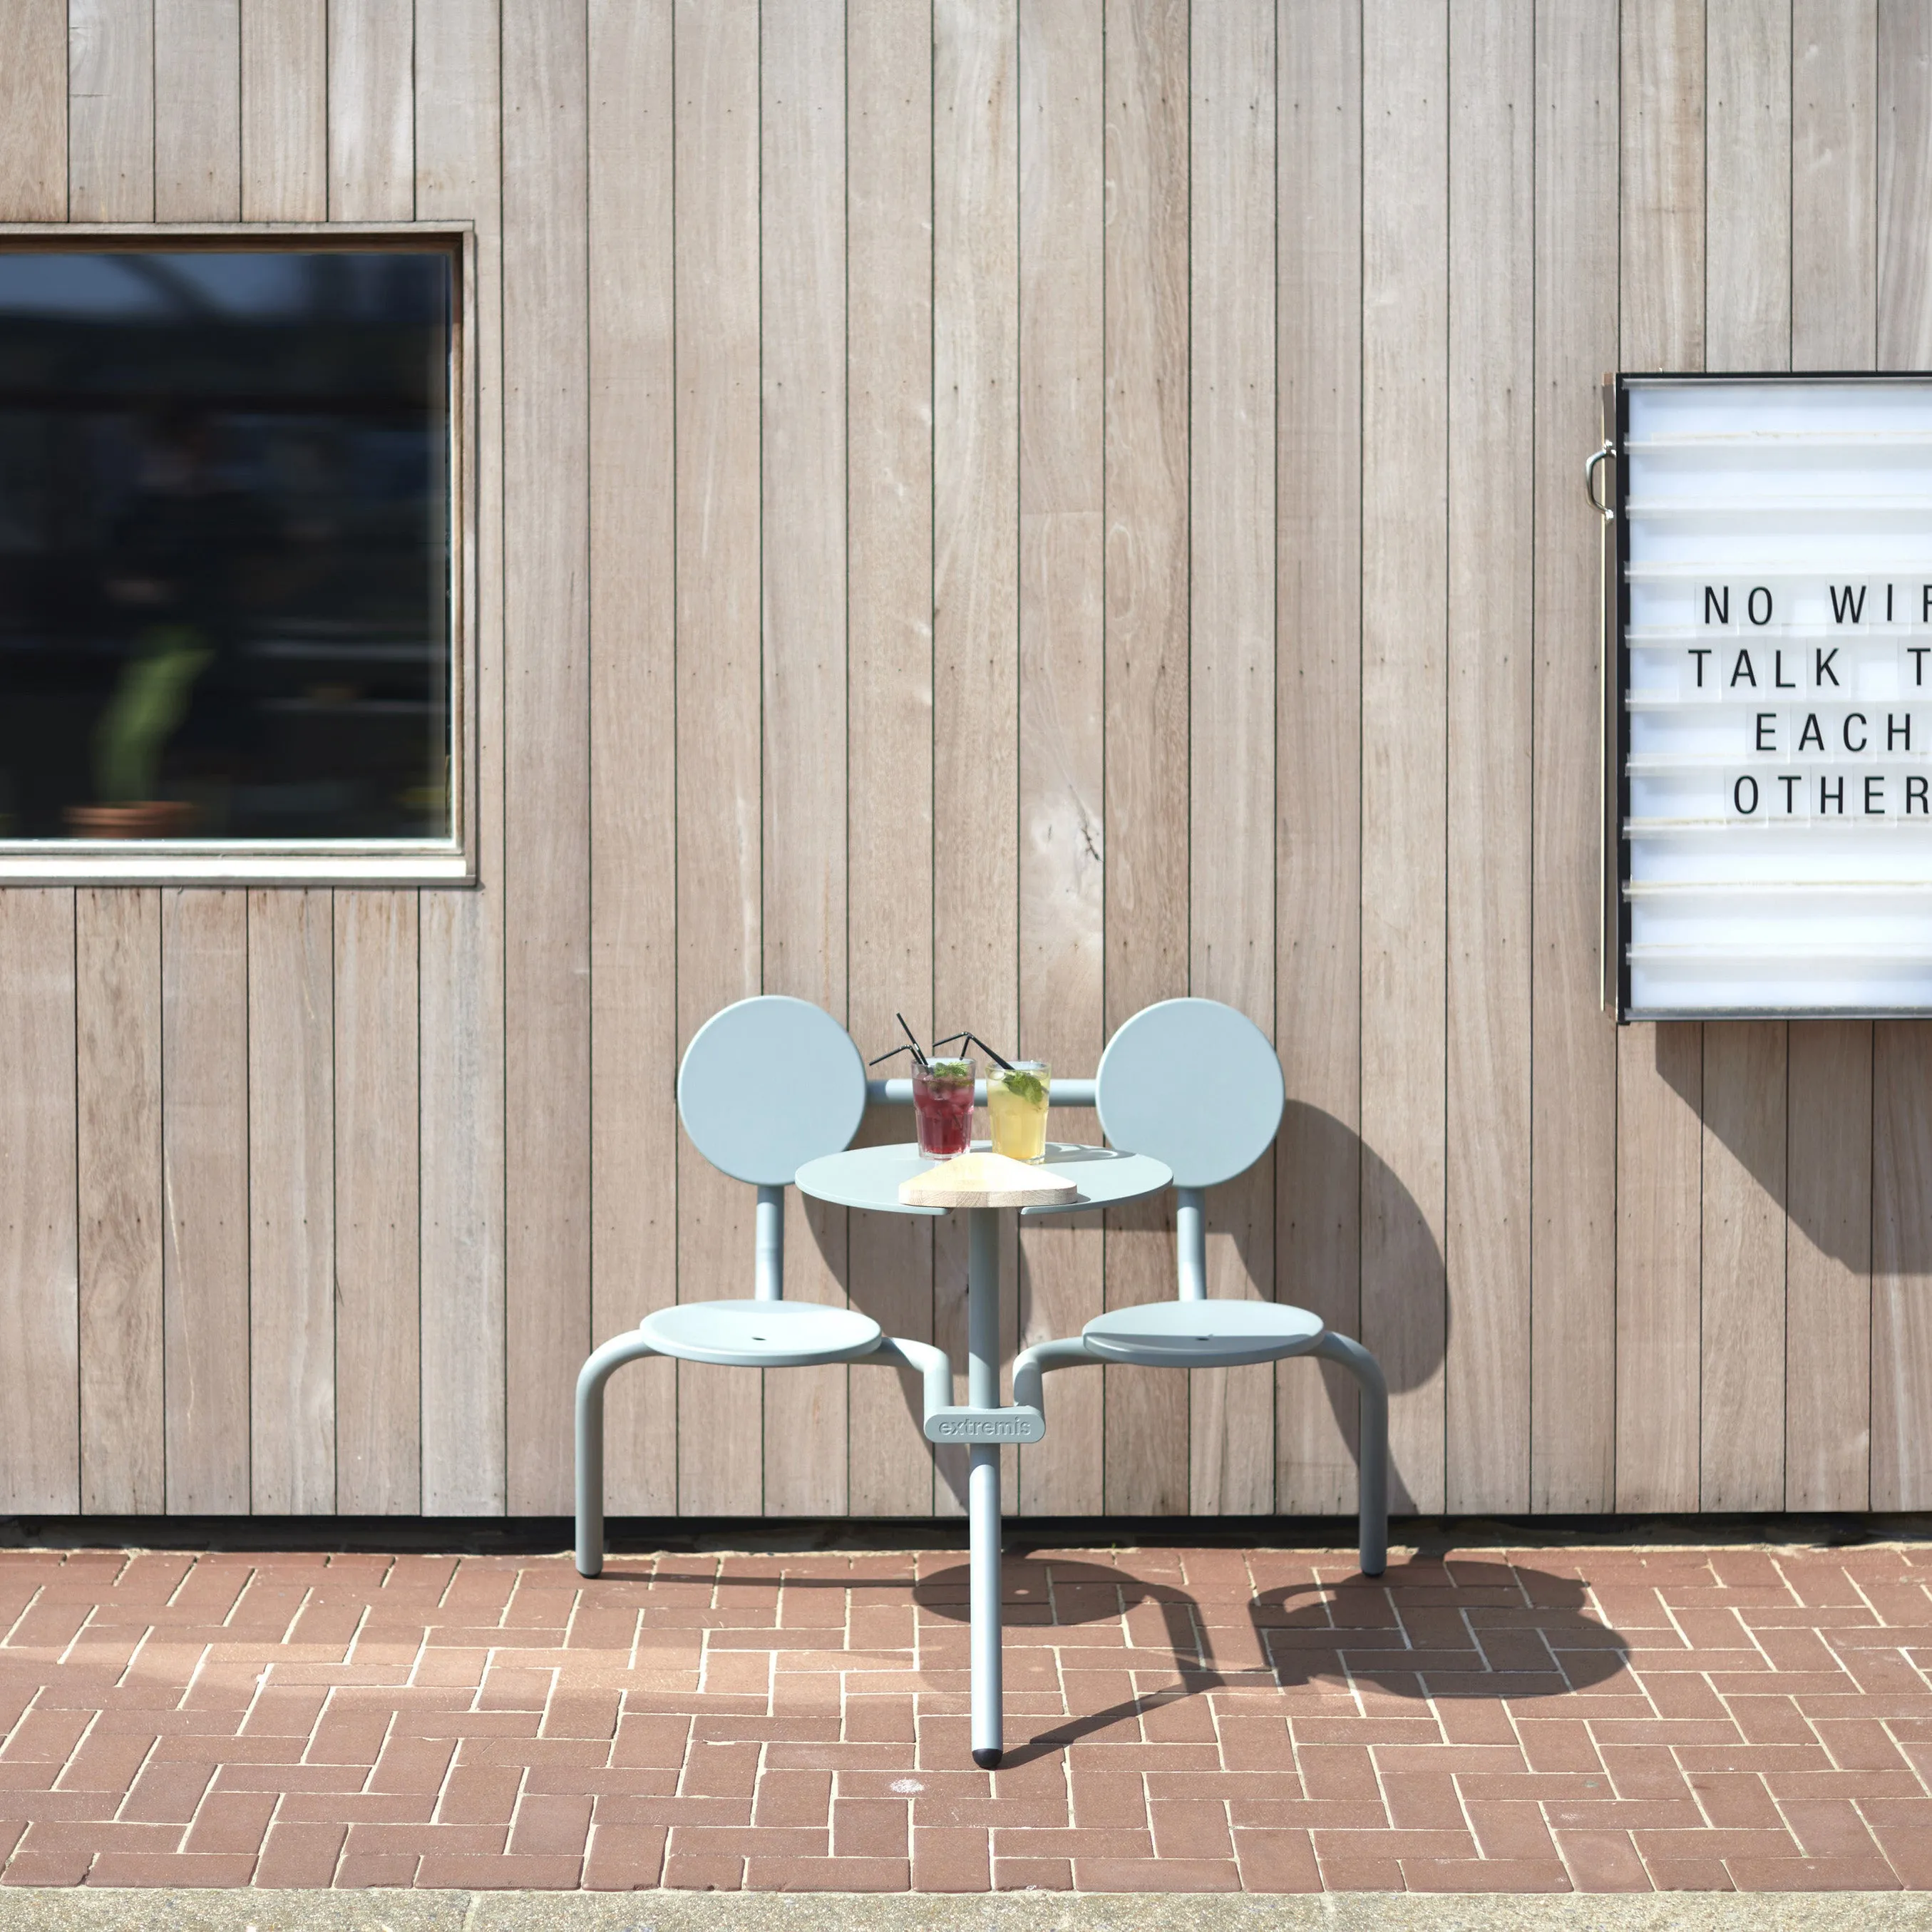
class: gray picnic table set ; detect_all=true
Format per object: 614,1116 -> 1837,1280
574,995 -> 1388,1769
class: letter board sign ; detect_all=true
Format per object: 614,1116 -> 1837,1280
1606,374 -> 1932,1018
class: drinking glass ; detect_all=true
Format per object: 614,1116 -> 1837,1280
987,1060 -> 1050,1163
913,1057 -> 976,1158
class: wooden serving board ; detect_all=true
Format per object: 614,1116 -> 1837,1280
898,1151 -> 1078,1209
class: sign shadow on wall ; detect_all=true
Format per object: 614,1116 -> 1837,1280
1653,1019 -> 1901,1268
914,1556 -> 1629,1768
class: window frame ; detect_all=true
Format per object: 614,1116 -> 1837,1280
0,221 -> 477,885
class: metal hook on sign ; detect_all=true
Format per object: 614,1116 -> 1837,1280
1585,441 -> 1615,522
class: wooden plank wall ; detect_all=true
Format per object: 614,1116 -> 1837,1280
4,0 -> 1932,1521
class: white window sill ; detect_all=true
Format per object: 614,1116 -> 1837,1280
0,843 -> 473,885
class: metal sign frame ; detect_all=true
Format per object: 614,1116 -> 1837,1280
1603,369 -> 1932,1022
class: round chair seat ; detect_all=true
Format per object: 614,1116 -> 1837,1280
1081,1300 -> 1323,1367
639,1300 -> 883,1368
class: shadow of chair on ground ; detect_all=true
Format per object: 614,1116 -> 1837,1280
913,1553 -> 1630,1769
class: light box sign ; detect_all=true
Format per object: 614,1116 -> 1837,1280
1608,374 -> 1932,1019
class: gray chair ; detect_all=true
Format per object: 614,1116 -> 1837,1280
1012,997 -> 1388,1575
574,995 -> 949,1576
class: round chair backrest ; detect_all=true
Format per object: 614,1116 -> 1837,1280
1094,997 -> 1285,1188
678,997 -> 868,1187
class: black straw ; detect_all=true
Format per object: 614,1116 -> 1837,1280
933,1030 -> 1015,1072
894,1012 -> 930,1068
867,1043 -> 921,1069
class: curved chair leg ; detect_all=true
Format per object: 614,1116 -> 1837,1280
1311,1332 -> 1388,1578
857,1335 -> 955,1426
580,1334 -> 950,1581
1011,1336 -> 1100,1414
575,1330 -> 664,1578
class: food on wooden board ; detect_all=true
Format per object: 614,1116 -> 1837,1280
898,1149 -> 1077,1209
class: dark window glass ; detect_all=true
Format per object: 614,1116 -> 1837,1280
0,247 -> 452,842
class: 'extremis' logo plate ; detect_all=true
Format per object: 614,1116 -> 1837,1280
923,1406 -> 1046,1445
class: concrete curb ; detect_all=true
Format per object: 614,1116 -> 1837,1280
0,1894 -> 1925,1931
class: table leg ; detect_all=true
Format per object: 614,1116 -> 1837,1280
967,1206 -> 1003,1769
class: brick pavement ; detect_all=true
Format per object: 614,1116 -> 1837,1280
0,1542 -> 1929,1894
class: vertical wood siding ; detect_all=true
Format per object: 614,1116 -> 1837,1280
6,0 -> 1932,1519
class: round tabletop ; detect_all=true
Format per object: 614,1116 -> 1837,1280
796,1141 -> 1172,1218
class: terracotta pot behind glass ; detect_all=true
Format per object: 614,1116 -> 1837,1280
65,801 -> 200,839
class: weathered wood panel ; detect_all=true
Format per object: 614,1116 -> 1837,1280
1529,0 -> 1618,1514
1699,1023 -> 1787,1508
1276,0 -> 1365,1517
1786,0 -> 1877,1513
68,0 -> 154,221
0,893 -> 78,1514
241,0 -> 326,222
846,0 -> 938,1519
416,0 -> 508,1519
333,891 -> 420,1514
1015,0 -> 1105,1518
761,0 -> 850,1517
1792,0 -> 1876,373
1879,0 -> 1932,369
1188,0 -> 1274,1516
329,0 -> 413,221
161,890 -> 250,1514
233,19 -> 334,1519
1615,0 -> 1705,1515
503,0 -> 591,1518
1875,1021 -> 1932,1509
1697,0 -> 1790,1512
1101,0 -> 1190,1518
1705,0 -> 1789,370
77,890 -> 163,1514
1786,1022 -> 1872,1509
1445,0 -> 1533,1516
587,0 -> 676,1520
673,0 -> 763,1517
247,890 -> 335,1514
0,0 -> 65,220
1871,4 -> 1932,1510
3,15 -> 78,1523
1360,0 -> 1449,1516
1530,0 -> 1623,1506
932,0 -> 1022,1518
155,0 -> 240,221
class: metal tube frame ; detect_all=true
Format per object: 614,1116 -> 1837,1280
1011,1329 -> 1389,1581
580,1073 -> 1328,1774
965,1206 -> 1003,1768
865,1077 -> 1097,1109
754,1185 -> 783,1301
1174,1186 -> 1207,1301
575,1332 -> 952,1581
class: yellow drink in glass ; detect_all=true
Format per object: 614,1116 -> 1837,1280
987,1060 -> 1050,1163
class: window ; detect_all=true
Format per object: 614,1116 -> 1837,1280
0,232 -> 469,881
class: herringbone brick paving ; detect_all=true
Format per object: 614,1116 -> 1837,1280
1,1543 -> 1929,1894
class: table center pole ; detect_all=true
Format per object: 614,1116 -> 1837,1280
966,1205 -> 1003,1769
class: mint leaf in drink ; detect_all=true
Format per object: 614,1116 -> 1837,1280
1000,1069 -> 1045,1106
928,1058 -> 973,1086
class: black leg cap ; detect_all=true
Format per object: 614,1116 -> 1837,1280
972,1747 -> 1002,1770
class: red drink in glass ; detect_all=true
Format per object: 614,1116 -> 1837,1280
913,1059 -> 976,1158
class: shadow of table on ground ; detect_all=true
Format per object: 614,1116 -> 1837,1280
913,1553 -> 1630,1769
